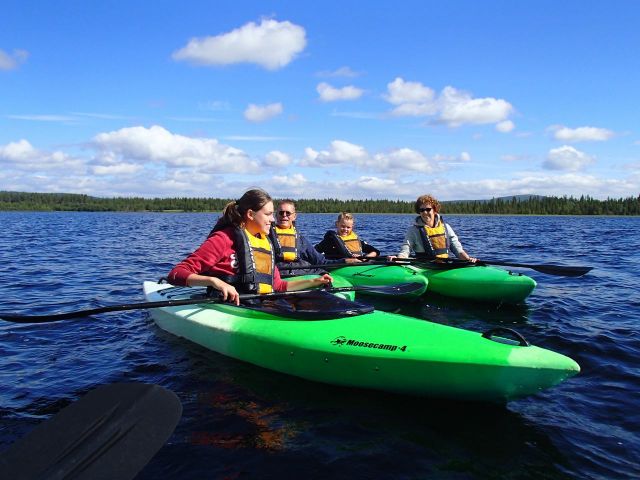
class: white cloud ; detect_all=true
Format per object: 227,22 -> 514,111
496,120 -> 515,133
0,48 -> 29,71
244,103 -> 283,122
172,18 -> 306,70
550,125 -> 615,142
372,148 -> 436,173
385,78 -> 513,127
438,86 -> 513,127
543,145 -> 595,171
264,150 -> 291,167
301,140 -> 368,167
316,66 -> 361,78
92,125 -> 257,172
317,82 -> 364,102
272,173 -> 307,188
0,139 -> 83,171
385,77 -> 436,105
7,114 -> 76,122
300,140 -> 462,173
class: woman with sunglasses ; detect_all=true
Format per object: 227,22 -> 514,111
269,200 -> 359,275
396,194 -> 476,262
167,189 -> 332,305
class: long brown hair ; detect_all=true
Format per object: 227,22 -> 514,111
210,188 -> 272,235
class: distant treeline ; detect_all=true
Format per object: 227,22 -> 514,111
1,191 -> 639,215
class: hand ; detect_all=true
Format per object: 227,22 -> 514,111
387,255 -> 397,262
344,257 -> 362,263
213,279 -> 240,305
313,273 -> 333,286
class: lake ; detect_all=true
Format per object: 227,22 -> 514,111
0,211 -> 638,479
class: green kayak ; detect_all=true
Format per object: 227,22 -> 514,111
330,262 -> 535,304
143,281 -> 578,402
329,264 -> 428,299
414,264 -> 536,304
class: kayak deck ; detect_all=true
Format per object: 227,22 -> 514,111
330,264 -> 428,299
415,264 -> 537,304
143,281 -> 578,402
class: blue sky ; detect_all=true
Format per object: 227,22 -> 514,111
1,1 -> 639,200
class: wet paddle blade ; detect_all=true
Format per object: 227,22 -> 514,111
0,383 -> 182,480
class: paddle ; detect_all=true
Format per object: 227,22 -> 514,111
0,382 -> 182,480
403,257 -> 593,277
280,258 -> 593,277
0,282 -> 424,323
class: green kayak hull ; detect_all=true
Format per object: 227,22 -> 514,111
330,264 -> 428,299
143,281 -> 578,402
414,265 -> 537,304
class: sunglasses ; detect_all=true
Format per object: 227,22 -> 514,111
419,207 -> 433,213
278,210 -> 295,217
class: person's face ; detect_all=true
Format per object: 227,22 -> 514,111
276,202 -> 297,228
336,219 -> 354,236
418,204 -> 436,225
247,201 -> 275,235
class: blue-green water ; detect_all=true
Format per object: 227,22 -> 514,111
0,212 -> 638,479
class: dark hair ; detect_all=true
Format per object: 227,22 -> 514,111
210,188 -> 272,235
414,194 -> 441,214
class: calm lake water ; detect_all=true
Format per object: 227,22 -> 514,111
0,211 -> 638,479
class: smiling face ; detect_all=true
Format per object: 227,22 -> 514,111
418,203 -> 436,226
246,201 -> 275,236
276,202 -> 297,229
336,218 -> 354,236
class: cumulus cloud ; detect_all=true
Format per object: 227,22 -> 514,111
264,150 -> 292,167
543,145 -> 595,171
92,125 -> 257,172
301,140 -> 461,173
271,173 -> 307,188
0,48 -> 29,71
172,18 -> 306,70
385,78 -> 513,127
549,125 -> 615,142
244,103 -> 283,122
302,140 -> 368,167
317,82 -> 364,102
0,139 -> 83,171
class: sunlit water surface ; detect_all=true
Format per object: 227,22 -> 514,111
0,212 -> 638,479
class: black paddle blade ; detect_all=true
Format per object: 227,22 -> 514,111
528,264 -> 593,277
0,383 -> 182,480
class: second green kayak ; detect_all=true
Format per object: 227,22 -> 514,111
331,262 -> 536,304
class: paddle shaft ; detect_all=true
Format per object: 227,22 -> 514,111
282,257 -> 592,277
0,282 -> 422,323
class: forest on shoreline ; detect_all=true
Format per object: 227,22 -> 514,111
1,191 -> 639,215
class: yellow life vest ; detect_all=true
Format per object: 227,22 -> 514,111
243,229 -> 274,294
337,232 -> 363,257
418,219 -> 449,259
272,226 -> 298,262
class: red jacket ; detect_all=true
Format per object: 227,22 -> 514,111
167,227 -> 288,291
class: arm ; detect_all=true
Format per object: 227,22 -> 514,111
167,231 -> 241,304
397,226 -> 418,258
361,239 -> 380,258
445,224 -> 476,262
285,273 -> 333,291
